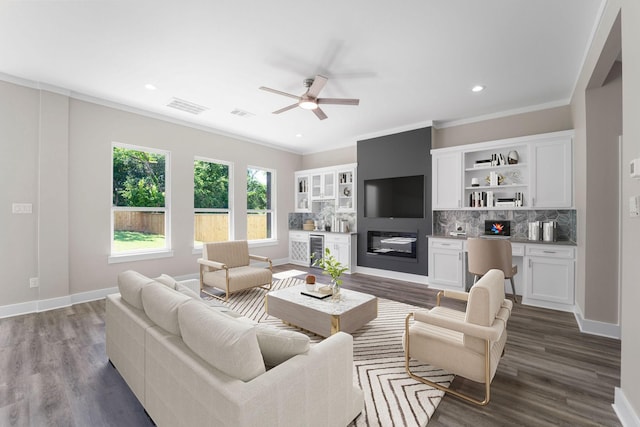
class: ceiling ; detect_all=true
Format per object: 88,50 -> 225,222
0,0 -> 603,154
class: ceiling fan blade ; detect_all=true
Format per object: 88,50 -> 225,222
306,75 -> 328,98
259,86 -> 300,100
317,98 -> 360,106
313,107 -> 328,120
273,103 -> 299,114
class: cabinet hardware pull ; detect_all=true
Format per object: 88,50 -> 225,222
529,259 -> 532,268
458,252 -> 462,261
543,250 -> 556,254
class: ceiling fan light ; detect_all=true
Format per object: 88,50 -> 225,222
299,99 -> 318,110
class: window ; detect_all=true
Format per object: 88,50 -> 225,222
111,144 -> 170,255
247,167 -> 275,241
194,158 -> 232,246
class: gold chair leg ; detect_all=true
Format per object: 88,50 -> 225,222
404,314 -> 492,406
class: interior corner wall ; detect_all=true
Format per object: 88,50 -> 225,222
356,127 -> 432,275
584,62 -> 622,324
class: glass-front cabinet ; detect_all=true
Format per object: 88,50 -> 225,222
295,173 -> 310,212
310,171 -> 336,200
336,167 -> 356,212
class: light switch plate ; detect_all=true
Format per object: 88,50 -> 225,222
12,203 -> 33,214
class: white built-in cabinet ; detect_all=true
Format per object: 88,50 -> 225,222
523,245 -> 575,311
289,231 -> 310,266
294,163 -> 356,213
428,237 -> 575,312
530,137 -> 573,208
432,151 -> 462,209
428,238 -> 465,290
431,130 -> 573,210
288,231 -> 356,274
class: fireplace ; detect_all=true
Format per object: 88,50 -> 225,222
367,230 -> 418,259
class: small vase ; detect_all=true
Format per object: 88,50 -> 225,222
330,279 -> 341,301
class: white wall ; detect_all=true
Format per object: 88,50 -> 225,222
0,79 -> 302,311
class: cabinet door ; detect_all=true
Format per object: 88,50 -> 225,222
310,172 -> 336,199
428,248 -> 464,290
336,168 -> 356,212
531,137 -> 572,208
432,151 -> 462,209
326,234 -> 352,272
289,232 -> 309,266
525,256 -> 574,306
294,174 -> 310,212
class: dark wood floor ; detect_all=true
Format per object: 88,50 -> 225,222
0,264 -> 621,426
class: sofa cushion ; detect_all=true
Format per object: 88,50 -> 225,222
254,324 -> 310,367
141,283 -> 191,336
178,299 -> 266,381
175,282 -> 201,299
118,270 -> 156,310
154,273 -> 178,289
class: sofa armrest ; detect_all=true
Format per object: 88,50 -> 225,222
197,258 -> 227,270
436,289 -> 469,305
412,310 -> 505,342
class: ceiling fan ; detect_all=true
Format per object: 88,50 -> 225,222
259,75 -> 359,120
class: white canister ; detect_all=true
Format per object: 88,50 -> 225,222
543,221 -> 557,242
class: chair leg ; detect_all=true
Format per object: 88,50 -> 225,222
404,314 -> 491,406
509,277 -> 518,303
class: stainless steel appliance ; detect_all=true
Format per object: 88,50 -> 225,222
543,221 -> 557,242
309,234 -> 324,268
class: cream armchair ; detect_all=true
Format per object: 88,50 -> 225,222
198,240 -> 272,301
404,269 -> 512,405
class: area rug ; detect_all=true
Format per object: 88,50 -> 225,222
204,277 -> 453,426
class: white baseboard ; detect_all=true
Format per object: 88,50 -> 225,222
353,266 -> 429,285
0,286 -> 119,319
574,304 -> 621,339
613,387 -> 640,427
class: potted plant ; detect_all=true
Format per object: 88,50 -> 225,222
312,247 -> 348,299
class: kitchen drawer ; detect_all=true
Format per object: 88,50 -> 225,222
325,233 -> 351,244
525,245 -> 575,259
511,243 -> 525,257
429,238 -> 464,250
289,231 -> 309,241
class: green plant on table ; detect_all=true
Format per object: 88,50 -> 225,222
312,247 -> 348,287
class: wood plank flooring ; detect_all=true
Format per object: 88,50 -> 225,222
0,264 -> 621,426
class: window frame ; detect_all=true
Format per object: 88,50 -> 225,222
193,156 -> 234,248
109,142 -> 172,263
246,165 -> 276,244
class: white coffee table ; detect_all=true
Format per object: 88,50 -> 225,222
265,284 -> 378,337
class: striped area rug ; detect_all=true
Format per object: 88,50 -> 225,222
206,277 -> 453,427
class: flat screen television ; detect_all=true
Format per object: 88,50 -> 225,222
364,175 -> 425,218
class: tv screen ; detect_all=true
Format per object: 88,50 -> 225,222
364,175 -> 425,218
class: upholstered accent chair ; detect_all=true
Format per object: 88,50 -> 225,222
198,240 -> 272,301
404,269 -> 513,405
467,237 -> 518,303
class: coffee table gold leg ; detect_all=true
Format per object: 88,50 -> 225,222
331,315 -> 340,335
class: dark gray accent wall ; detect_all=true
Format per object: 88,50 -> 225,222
357,127 -> 432,275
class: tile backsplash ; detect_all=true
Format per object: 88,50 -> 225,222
288,212 -> 357,232
433,210 -> 576,242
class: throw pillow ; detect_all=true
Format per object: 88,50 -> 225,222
118,270 -> 155,310
175,283 -> 201,299
178,300 -> 265,382
254,324 -> 310,368
141,283 -> 191,336
154,273 -> 178,289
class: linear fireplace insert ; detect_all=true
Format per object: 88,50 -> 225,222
367,230 -> 418,258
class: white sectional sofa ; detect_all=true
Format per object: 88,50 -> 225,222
106,270 -> 364,427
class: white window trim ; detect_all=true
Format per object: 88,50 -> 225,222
247,165 -> 276,242
193,156 -> 233,248
111,142 -> 171,258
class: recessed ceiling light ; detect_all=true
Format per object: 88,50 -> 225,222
296,133 -> 303,138
144,83 -> 157,91
472,85 -> 485,93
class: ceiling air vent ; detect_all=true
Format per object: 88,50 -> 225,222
166,97 -> 209,115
